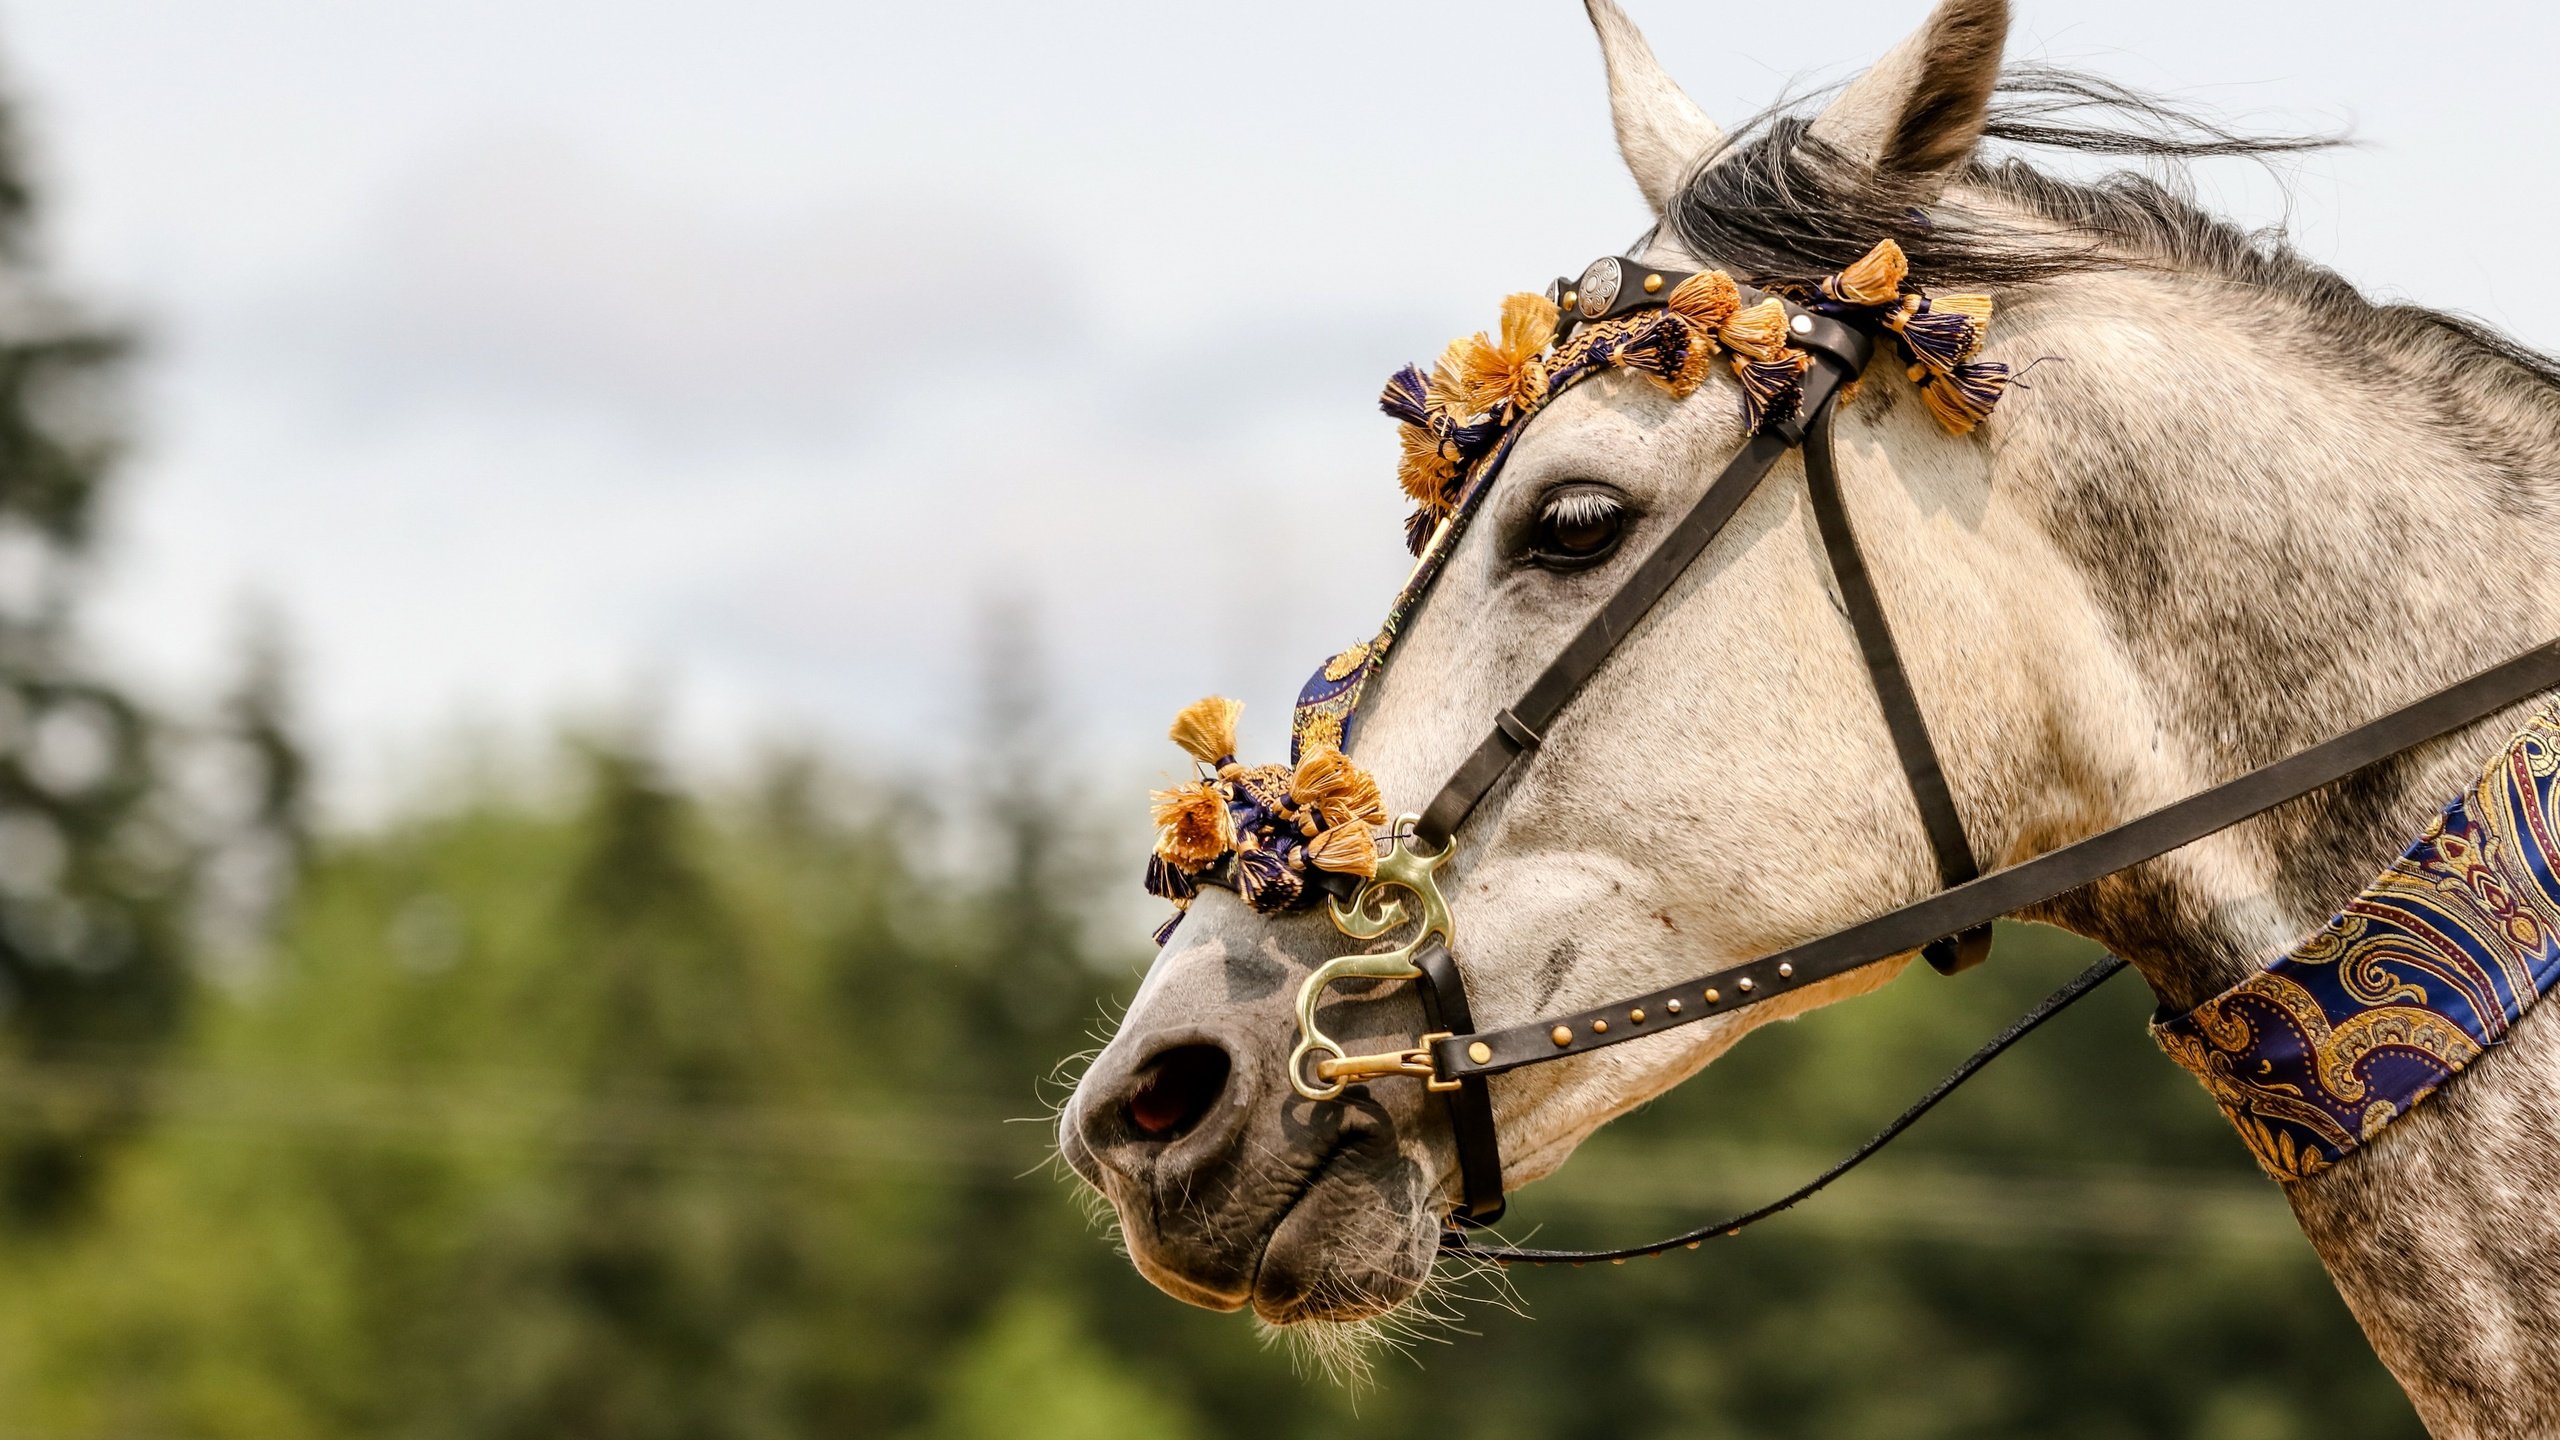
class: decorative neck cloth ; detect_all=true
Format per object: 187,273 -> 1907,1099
2155,705 -> 2560,1182
1139,240 -> 2009,943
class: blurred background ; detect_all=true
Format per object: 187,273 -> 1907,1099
0,0 -> 2540,1433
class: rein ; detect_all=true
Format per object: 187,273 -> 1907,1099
1148,246 -> 2560,1267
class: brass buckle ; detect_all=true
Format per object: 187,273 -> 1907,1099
1287,814 -> 1456,1102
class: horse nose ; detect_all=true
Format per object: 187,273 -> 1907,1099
1127,1043 -> 1232,1141
1073,1033 -> 1247,1184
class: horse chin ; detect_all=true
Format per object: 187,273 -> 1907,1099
1247,1169 -> 1437,1325
1243,1132 -> 1441,1325
1079,1121 -> 1440,1326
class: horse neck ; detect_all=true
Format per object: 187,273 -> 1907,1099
1887,268 -> 2560,1006
1928,266 -> 2560,1435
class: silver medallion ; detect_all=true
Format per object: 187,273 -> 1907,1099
1576,257 -> 1621,318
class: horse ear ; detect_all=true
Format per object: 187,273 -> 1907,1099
1585,0 -> 1722,215
1807,0 -> 2010,182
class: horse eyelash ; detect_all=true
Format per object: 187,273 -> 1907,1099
1539,489 -> 1623,529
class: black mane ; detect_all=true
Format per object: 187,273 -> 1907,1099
1669,67 -> 2560,391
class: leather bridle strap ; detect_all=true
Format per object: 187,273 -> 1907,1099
1429,634 -> 2560,1087
1803,410 -> 1991,977
1413,312 -> 1878,851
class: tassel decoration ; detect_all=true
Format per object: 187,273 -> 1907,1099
1732,350 -> 1812,434
1609,311 -> 1705,397
1305,824 -> 1380,879
1666,269 -> 1741,336
1404,504 -> 1441,556
1152,909 -> 1184,948
1168,695 -> 1245,766
1718,298 -> 1794,364
1232,844 -> 1305,911
1455,293 -> 1560,416
1145,853 -> 1198,902
1150,781 -> 1237,871
1883,293 -> 1992,374
1289,746 -> 1387,829
1916,359 -> 2009,436
1397,426 -> 1460,509
1378,364 -> 1433,429
1825,238 -> 1910,308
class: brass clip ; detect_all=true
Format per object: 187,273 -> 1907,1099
1312,1032 -> 1460,1093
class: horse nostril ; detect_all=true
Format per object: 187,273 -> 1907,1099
1127,1044 -> 1231,1140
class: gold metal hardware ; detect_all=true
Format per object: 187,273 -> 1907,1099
1467,1041 -> 1492,1064
1314,1031 -> 1459,1093
1705,988 -> 1721,1003
1288,814 -> 1456,1102
1643,272 -> 1664,293
1551,1025 -> 1572,1047
1629,1007 -> 1645,1023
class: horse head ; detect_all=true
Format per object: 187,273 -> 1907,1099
1057,0 -> 2053,1325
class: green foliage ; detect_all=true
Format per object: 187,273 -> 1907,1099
0,79 -> 192,1228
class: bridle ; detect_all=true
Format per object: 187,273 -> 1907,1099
1253,249 -> 2560,1266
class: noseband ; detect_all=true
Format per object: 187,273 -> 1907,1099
1150,245 -> 2560,1264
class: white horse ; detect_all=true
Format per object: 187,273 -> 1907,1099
1060,3 -> 2560,1433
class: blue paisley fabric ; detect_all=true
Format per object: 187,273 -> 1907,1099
2155,707 -> 2560,1182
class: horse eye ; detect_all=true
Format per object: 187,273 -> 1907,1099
1529,487 -> 1629,569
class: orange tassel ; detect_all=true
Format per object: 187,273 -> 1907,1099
1305,824 -> 1380,878
1666,270 -> 1741,336
1289,746 -> 1387,829
1149,782 -> 1236,870
1828,239 -> 1909,307
1168,696 -> 1244,765
1718,298 -> 1794,363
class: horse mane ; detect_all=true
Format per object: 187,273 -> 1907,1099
1668,66 -> 2560,396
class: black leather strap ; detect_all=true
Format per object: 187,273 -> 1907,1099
1430,635 -> 2560,1082
1412,940 -> 1505,1225
1802,409 -> 1993,976
1414,315 -> 1877,849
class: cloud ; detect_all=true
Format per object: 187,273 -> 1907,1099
230,133 -> 1080,444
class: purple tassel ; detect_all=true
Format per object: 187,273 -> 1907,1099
1443,414 -> 1500,460
1404,504 -> 1441,556
1890,298 -> 1984,374
1379,365 -> 1433,428
1733,353 -> 1810,435
1144,853 -> 1197,902
1152,909 -> 1184,947
1610,312 -> 1692,387
1233,846 -> 1305,912
1917,359 -> 2010,433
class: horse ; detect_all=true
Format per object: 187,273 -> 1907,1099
1058,2 -> 2560,1432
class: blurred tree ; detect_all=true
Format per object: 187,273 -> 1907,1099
923,1287 -> 1196,1440
0,75 -> 188,1227
437,736 -> 849,1439
193,605 -> 313,980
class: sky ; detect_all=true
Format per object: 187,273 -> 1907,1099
0,0 -> 2552,814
